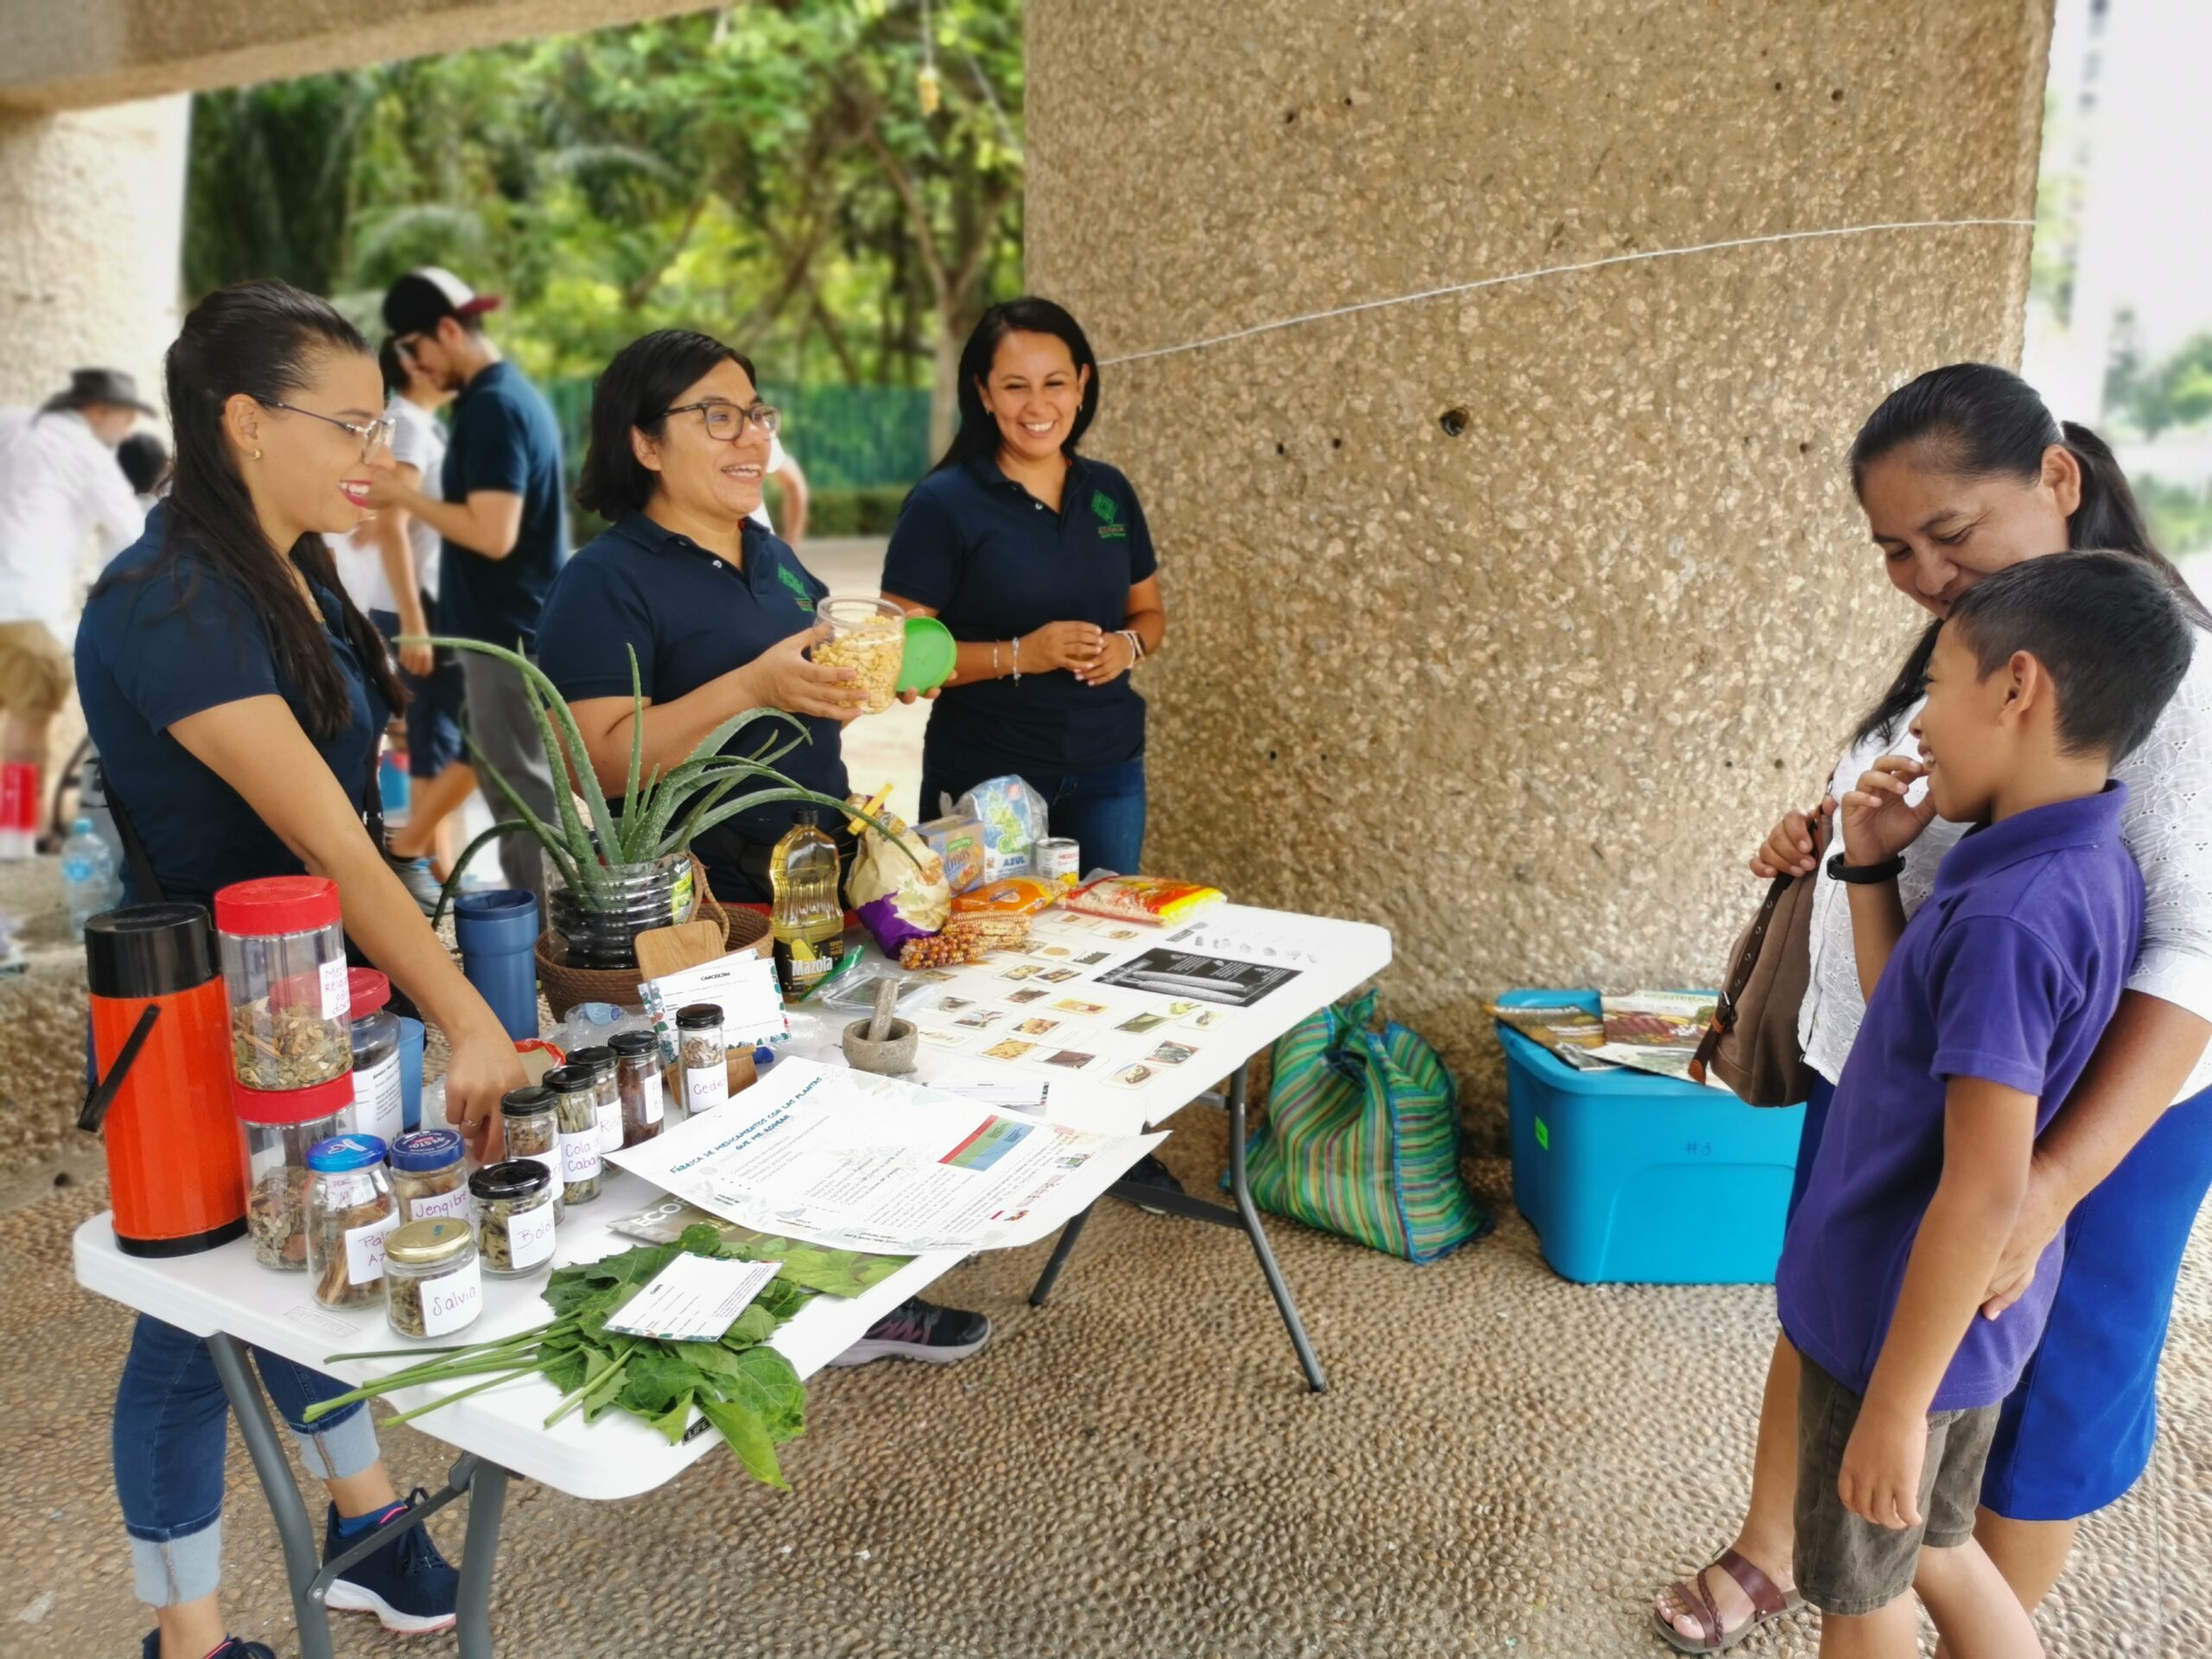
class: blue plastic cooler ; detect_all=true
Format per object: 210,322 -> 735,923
1493,989 -> 1805,1284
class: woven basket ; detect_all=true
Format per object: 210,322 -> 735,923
535,862 -> 772,1022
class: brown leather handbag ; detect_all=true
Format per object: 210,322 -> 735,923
1690,838 -> 1821,1109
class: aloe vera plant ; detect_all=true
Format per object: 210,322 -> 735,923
408,637 -> 905,924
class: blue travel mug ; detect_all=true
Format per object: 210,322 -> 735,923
453,889 -> 541,1040
397,1016 -> 425,1131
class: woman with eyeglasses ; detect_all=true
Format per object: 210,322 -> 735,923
78,279 -> 527,1659
537,329 -> 872,903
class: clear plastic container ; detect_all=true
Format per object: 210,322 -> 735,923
346,968 -> 404,1147
610,1030 -> 664,1147
812,595 -> 906,714
677,1004 -> 728,1116
564,1043 -> 624,1156
384,1217 -> 482,1339
388,1128 -> 470,1224
234,1074 -> 356,1272
215,877 -> 353,1091
469,1160 -> 557,1278
543,1065 -> 602,1207
499,1085 -> 564,1223
304,1134 -> 398,1309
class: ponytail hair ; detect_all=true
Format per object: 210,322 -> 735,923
1846,362 -> 2205,747
98,279 -> 404,741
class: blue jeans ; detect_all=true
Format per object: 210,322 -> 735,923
114,1313 -> 378,1606
920,757 -> 1147,876
370,603 -> 467,779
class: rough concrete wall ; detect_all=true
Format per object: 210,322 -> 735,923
0,0 -> 713,111
1027,1 -> 2051,1120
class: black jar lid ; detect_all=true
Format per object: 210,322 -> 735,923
542,1064 -> 595,1095
85,904 -> 217,1000
677,1003 -> 721,1030
566,1044 -> 616,1072
608,1030 -> 658,1057
500,1085 -> 556,1117
468,1160 -> 552,1202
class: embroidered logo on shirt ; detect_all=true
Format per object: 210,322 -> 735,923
775,565 -> 815,611
1091,489 -> 1127,538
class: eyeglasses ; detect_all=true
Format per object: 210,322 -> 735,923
257,398 -> 395,461
659,400 -> 781,442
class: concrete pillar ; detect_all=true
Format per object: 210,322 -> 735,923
0,96 -> 188,410
1027,2 -> 2052,1109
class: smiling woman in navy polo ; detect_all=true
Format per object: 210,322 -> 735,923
536,331 -> 874,906
881,297 -> 1166,874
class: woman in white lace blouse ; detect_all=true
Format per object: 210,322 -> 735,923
1656,364 -> 2212,1655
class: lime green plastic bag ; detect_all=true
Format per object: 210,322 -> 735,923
1231,989 -> 1491,1263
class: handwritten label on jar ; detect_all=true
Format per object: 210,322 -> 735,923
319,957 -> 351,1022
409,1185 -> 473,1224
684,1063 -> 728,1115
420,1261 -> 484,1338
559,1130 -> 602,1183
345,1212 -> 400,1285
353,1052 -> 404,1147
638,1070 -> 665,1126
596,1098 -> 623,1154
508,1202 -> 557,1269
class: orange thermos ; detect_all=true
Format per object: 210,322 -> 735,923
81,905 -> 247,1255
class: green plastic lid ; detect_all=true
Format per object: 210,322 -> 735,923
895,615 -> 957,694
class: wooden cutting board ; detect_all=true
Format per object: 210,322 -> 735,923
632,919 -> 729,985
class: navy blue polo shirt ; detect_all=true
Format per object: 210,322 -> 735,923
535,512 -> 848,889
75,506 -> 388,910
438,359 -> 568,648
1777,784 -> 2142,1411
880,452 -> 1156,778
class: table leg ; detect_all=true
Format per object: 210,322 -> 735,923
1027,1203 -> 1096,1306
1223,1064 -> 1328,1393
206,1333 -> 335,1659
456,1459 -> 511,1659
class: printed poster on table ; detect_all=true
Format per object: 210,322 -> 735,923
606,1058 -> 1163,1254
1093,947 -> 1300,1009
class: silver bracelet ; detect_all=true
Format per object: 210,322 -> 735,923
1122,629 -> 1144,665
1009,636 -> 1021,684
992,639 -> 1001,678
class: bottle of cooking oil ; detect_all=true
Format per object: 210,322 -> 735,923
769,809 -> 845,1002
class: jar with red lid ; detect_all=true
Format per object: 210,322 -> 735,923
216,877 -> 353,1092
233,1073 -> 355,1271
346,968 -> 404,1147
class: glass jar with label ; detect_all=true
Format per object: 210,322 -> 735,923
564,1043 -> 624,1156
387,1128 -> 469,1224
677,1004 -> 728,1116
499,1085 -> 564,1223
304,1134 -> 398,1309
469,1160 -> 557,1278
214,876 -> 353,1092
610,1030 -> 664,1147
384,1217 -> 482,1340
234,1073 -> 355,1272
543,1065 -> 602,1206
346,967 -> 404,1147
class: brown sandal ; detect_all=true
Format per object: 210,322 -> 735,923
1652,1548 -> 1802,1655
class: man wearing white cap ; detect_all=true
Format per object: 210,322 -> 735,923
366,268 -> 568,906
0,367 -> 150,856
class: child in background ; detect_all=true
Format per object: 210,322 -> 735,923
1774,552 -> 2194,1658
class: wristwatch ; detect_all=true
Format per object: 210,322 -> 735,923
1826,851 -> 1904,886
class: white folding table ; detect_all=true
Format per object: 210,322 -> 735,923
73,903 -> 1392,1657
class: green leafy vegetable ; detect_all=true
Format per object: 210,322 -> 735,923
302,1225 -> 889,1487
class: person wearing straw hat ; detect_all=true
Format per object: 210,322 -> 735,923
0,367 -> 153,855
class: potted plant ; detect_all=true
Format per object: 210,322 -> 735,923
418,639 -> 899,969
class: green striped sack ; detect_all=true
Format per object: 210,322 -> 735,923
1231,990 -> 1492,1264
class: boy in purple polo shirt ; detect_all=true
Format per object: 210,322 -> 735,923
1775,552 -> 2195,1658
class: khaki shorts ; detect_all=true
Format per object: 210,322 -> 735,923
0,621 -> 71,721
1793,1351 -> 1999,1617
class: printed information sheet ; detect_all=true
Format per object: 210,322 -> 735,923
607,1058 -> 1164,1253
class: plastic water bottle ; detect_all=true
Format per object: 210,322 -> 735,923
61,817 -> 124,940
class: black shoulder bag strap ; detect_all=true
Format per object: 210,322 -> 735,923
99,761 -> 167,907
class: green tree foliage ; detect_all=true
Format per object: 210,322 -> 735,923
185,2 -> 1023,448
2107,330 -> 2212,442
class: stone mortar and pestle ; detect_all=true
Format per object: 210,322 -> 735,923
842,977 -> 918,1076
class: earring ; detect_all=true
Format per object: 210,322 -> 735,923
251,448 -> 263,461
